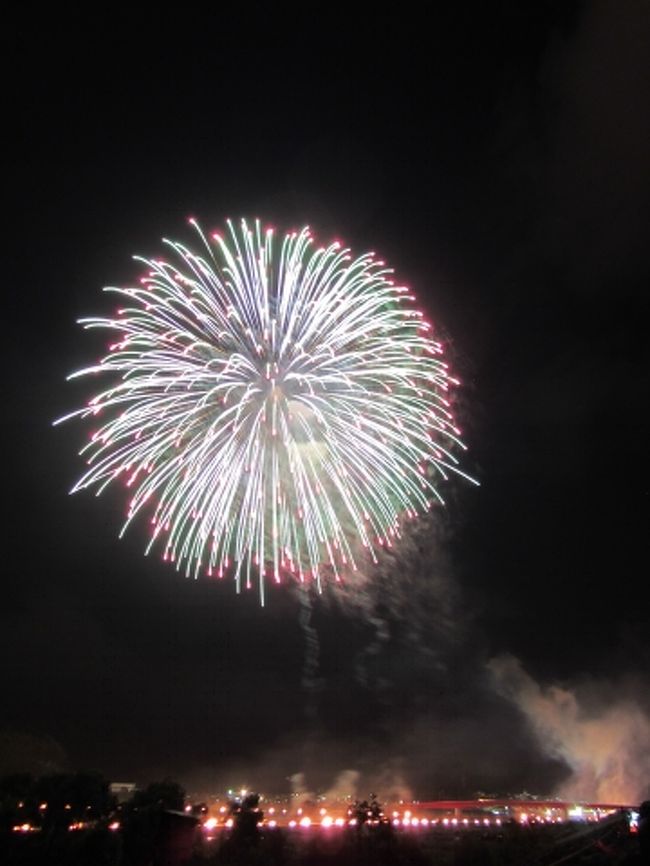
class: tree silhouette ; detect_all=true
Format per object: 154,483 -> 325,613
229,791 -> 263,844
350,792 -> 387,828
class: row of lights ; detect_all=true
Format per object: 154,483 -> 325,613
201,809 -> 615,832
12,821 -> 121,834
202,815 -> 509,832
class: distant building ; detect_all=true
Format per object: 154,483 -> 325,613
110,782 -> 137,803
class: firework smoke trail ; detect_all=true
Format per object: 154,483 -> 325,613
317,510 -> 462,750
297,586 -> 322,723
354,611 -> 391,690
328,509 -> 459,666
56,218 -> 476,601
292,585 -> 325,790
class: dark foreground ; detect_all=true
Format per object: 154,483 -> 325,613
1,814 -> 646,866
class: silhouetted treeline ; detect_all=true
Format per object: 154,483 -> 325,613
0,771 -> 195,865
0,770 -> 115,831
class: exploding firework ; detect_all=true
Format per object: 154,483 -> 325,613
56,219 -> 475,601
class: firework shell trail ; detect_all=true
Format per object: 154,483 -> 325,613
55,218 -> 477,602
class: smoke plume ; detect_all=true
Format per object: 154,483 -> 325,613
488,654 -> 650,804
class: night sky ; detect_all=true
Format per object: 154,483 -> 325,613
5,2 -> 649,802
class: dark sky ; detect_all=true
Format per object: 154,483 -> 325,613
5,1 -> 649,801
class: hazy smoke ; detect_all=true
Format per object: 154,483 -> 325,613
488,654 -> 650,804
324,769 -> 360,801
288,771 -> 315,804
365,764 -> 413,803
289,766 -> 410,804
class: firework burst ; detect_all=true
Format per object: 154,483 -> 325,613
56,219 -> 475,601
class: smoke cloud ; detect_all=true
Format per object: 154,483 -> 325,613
323,769 -> 360,802
488,654 -> 650,805
288,771 -> 315,804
